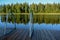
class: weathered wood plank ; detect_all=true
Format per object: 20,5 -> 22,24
11,29 -> 24,40
2,29 -> 60,40
16,29 -> 28,40
46,30 -> 56,40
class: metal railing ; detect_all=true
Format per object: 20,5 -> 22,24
1,13 -> 16,35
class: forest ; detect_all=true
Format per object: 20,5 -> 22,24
0,3 -> 60,13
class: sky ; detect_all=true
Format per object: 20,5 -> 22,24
0,0 -> 60,5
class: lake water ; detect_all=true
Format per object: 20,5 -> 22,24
0,15 -> 60,37
0,15 -> 60,30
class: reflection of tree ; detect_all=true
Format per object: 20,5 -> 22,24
54,16 -> 59,24
39,15 -> 44,23
1,15 -> 6,22
33,15 -> 37,23
50,16 -> 54,24
15,15 -> 20,24
59,17 -> 60,23
8,15 -> 12,23
1,15 -> 60,24
44,16 -> 50,24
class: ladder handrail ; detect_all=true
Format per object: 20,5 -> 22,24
4,13 -> 16,35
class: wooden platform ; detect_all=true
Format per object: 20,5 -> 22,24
1,29 -> 60,40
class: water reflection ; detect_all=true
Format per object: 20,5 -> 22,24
0,15 -> 60,31
0,19 -> 60,30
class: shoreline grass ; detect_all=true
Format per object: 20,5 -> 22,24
0,13 -> 60,15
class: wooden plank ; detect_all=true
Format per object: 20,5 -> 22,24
16,29 -> 28,40
31,30 -> 37,40
1,29 -> 16,40
43,30 -> 52,40
22,30 -> 29,40
7,30 -> 20,40
10,29 -> 24,40
46,30 -> 56,40
2,29 -> 60,40
37,30 -> 42,40
40,30 -> 46,40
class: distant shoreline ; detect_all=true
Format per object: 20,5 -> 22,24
0,13 -> 60,15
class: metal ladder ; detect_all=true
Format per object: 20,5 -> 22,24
29,11 -> 34,38
4,13 -> 16,35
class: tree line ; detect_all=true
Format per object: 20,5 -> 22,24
0,3 -> 60,13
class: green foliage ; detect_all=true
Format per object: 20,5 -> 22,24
0,3 -> 60,13
38,3 -> 45,13
30,3 -> 38,13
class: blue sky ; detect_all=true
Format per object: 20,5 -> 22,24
0,0 -> 60,5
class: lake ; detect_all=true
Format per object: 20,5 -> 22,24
0,14 -> 60,40
0,15 -> 60,37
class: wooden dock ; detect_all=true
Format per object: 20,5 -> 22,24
1,29 -> 60,40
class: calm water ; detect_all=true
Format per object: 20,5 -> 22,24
0,15 -> 60,37
0,17 -> 60,30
